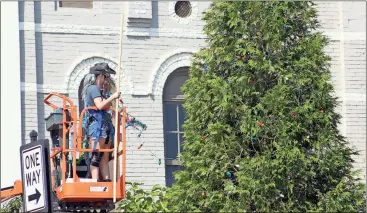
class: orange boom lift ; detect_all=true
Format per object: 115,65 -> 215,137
48,92 -> 127,211
1,92 -> 129,212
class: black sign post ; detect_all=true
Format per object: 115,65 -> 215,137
20,139 -> 53,213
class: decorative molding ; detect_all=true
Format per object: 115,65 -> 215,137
169,1 -> 199,25
128,2 -> 152,19
19,22 -> 120,35
127,26 -> 206,38
149,49 -> 195,97
20,82 -> 367,103
19,22 -> 365,40
19,22 -> 206,38
65,54 -> 133,95
127,1 -> 152,27
55,1 -> 103,14
21,82 -> 68,94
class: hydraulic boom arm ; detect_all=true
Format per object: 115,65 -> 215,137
0,180 -> 23,200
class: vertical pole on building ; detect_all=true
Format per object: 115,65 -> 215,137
113,10 -> 124,203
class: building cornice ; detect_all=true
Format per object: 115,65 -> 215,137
19,22 -> 365,40
19,22 -> 207,39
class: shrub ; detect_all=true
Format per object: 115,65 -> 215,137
118,182 -> 169,212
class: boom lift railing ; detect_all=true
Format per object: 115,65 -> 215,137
1,91 -> 127,210
44,92 -> 126,201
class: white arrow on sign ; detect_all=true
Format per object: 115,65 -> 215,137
22,145 -> 46,212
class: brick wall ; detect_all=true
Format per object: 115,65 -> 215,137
316,2 -> 366,181
19,1 -> 366,188
341,2 -> 366,180
20,1 -> 39,144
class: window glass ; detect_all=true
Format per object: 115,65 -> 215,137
180,133 -> 184,153
164,133 -> 178,159
165,165 -> 182,187
163,103 -> 177,132
178,104 -> 185,131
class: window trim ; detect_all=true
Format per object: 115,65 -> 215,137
174,1 -> 192,18
175,103 -> 180,161
165,159 -> 183,166
78,77 -> 86,115
169,1 -> 199,25
162,97 -> 185,103
163,67 -> 189,183
54,1 -> 102,13
59,1 -> 94,9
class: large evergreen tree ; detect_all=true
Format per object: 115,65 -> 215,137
166,1 -> 366,212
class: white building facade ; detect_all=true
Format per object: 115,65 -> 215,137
14,1 -> 366,189
1,1 -> 22,189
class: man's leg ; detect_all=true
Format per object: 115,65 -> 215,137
89,138 -> 101,180
99,138 -> 110,181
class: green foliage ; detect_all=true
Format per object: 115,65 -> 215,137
166,1 -> 366,212
118,182 -> 169,212
0,197 -> 22,213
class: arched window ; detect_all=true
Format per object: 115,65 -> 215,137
163,67 -> 189,187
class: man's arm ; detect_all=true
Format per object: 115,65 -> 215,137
94,96 -> 115,110
89,85 -> 116,110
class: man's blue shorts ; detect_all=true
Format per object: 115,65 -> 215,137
88,120 -> 114,149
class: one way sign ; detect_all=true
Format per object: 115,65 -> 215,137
20,139 -> 52,212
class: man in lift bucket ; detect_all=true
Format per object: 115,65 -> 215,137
81,62 -> 120,182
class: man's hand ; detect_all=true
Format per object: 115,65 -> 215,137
111,91 -> 121,100
94,91 -> 120,110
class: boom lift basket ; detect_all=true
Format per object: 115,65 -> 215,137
1,92 -> 127,212
44,92 -> 127,210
